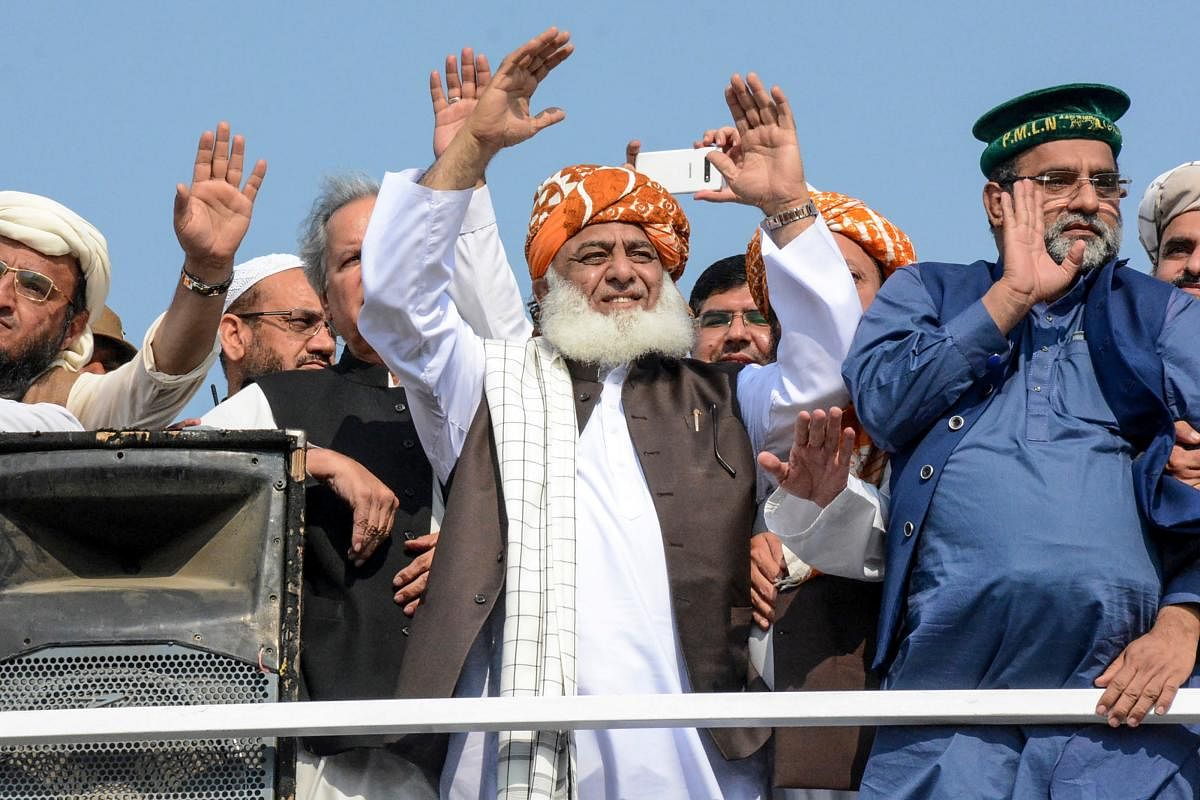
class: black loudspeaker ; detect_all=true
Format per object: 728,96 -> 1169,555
0,429 -> 306,800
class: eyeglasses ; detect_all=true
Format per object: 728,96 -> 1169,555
234,309 -> 331,338
0,259 -> 67,303
695,309 -> 770,329
1004,170 -> 1130,200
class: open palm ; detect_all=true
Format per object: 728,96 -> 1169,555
173,122 -> 266,269
431,48 -> 493,159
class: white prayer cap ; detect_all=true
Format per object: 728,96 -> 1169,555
1138,161 -> 1200,266
224,253 -> 304,312
0,191 -> 111,371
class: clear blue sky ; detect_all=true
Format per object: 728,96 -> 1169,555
5,1 -> 1197,419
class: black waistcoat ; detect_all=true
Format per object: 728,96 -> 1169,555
255,353 -> 436,757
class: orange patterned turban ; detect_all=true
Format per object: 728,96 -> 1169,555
745,190 -> 916,315
525,164 -> 690,282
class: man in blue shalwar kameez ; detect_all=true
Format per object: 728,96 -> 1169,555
844,84 -> 1200,799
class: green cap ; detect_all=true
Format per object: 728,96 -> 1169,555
973,83 -> 1130,176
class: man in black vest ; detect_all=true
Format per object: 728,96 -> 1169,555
358,28 -> 865,799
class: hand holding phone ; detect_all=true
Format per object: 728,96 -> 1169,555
634,147 -> 725,195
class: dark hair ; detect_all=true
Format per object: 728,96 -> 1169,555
688,255 -> 747,315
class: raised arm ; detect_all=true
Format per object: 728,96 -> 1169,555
703,74 -> 862,457
66,123 -> 266,428
359,30 -> 570,483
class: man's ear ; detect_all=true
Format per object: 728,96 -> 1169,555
62,308 -> 90,352
532,277 -> 550,302
983,181 -> 1007,229
218,313 -> 247,361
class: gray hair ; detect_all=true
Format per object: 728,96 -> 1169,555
298,172 -> 380,292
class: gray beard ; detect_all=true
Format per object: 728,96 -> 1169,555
538,271 -> 696,369
1044,212 -> 1123,273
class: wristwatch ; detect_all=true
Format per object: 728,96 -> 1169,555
762,201 -> 819,231
180,266 -> 233,297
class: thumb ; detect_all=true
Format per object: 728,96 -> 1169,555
1094,653 -> 1123,687
1060,239 -> 1087,278
404,532 -> 438,552
705,149 -> 735,181
531,107 -> 566,134
173,184 -> 189,221
757,450 -> 788,483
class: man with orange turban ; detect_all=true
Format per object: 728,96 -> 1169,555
358,28 -> 864,800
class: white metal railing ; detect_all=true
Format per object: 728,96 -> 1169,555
3,689 -> 1199,746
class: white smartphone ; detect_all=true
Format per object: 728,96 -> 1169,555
634,147 -> 724,194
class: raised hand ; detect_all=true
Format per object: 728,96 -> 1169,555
706,73 -> 809,216
693,126 -> 740,203
463,26 -> 572,153
999,178 -> 1084,305
432,48 -> 493,159
758,407 -> 856,508
623,139 -> 640,169
173,122 -> 266,275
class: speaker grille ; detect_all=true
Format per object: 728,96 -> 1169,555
0,644 -> 278,799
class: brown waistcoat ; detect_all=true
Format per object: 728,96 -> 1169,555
769,575 -> 881,790
22,366 -> 80,408
396,354 -> 770,761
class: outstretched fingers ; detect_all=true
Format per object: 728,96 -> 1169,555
241,159 -> 267,203
225,134 -> 245,188
730,74 -> 763,129
460,48 -> 476,98
191,129 -> 215,185
211,121 -> 231,180
444,53 -> 462,101
745,72 -> 777,126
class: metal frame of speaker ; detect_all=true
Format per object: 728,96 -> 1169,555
0,429 -> 306,800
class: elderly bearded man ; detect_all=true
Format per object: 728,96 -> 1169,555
8,123 -> 266,427
358,29 -> 863,800
843,84 -> 1200,799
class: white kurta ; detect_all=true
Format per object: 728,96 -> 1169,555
358,170 -> 863,799
1,397 -> 83,431
68,312 -> 218,429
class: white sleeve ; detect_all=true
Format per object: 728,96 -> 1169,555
1,398 -> 83,432
448,183 -> 534,341
66,312 -> 219,429
736,217 -> 862,462
359,170 -> 522,484
198,384 -> 278,429
764,472 -> 888,582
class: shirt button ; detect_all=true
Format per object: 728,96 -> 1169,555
1032,385 -> 1042,393
919,464 -> 934,480
1047,315 -> 1055,323
983,384 -> 994,396
986,353 -> 1003,369
394,402 -> 407,413
403,530 -> 416,540
948,415 -> 965,431
903,521 -> 915,537
496,550 -> 504,563
403,488 -> 415,498
403,439 -> 416,449
473,594 -> 487,604
401,626 -> 410,637
1041,346 -> 1049,353
577,392 -> 591,402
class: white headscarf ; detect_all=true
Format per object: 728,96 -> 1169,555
1138,162 -> 1200,266
0,191 -> 111,370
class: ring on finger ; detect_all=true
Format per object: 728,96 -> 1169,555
447,97 -> 461,105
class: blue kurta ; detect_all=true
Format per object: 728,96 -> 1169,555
844,263 -> 1200,799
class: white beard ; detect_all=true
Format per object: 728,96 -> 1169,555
538,270 -> 696,369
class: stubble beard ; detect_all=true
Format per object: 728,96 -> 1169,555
0,318 -> 74,400
538,270 -> 696,369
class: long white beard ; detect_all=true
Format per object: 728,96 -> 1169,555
538,270 -> 696,369
1044,212 -> 1123,272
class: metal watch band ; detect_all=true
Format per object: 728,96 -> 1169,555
762,200 -> 819,231
180,266 -> 233,297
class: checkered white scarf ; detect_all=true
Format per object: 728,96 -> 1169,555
483,337 -> 579,800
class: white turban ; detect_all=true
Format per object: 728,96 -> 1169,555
224,253 -> 304,312
1138,161 -> 1200,266
0,191 -> 111,371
